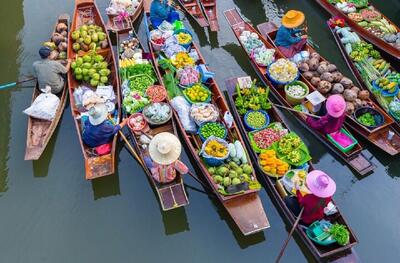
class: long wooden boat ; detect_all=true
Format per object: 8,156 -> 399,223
257,21 -> 400,156
67,0 -> 121,180
176,0 -> 209,28
223,8 -> 375,176
25,14 -> 70,161
314,0 -> 400,60
225,76 -> 358,261
327,20 -> 400,130
105,0 -> 144,33
143,4 -> 270,235
116,30 -> 189,210
199,0 -> 219,31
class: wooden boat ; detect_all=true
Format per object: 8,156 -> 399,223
25,14 -> 70,161
256,21 -> 400,156
225,76 -> 358,261
314,0 -> 400,60
223,8 -> 375,176
199,0 -> 219,31
176,0 -> 209,28
143,5 -> 270,235
67,0 -> 121,180
328,21 -> 400,129
116,30 -> 189,211
105,0 -> 144,33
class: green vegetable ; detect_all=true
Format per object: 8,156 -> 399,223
357,112 -> 376,126
200,123 -> 226,140
235,81 -> 271,115
329,224 -> 350,246
246,111 -> 267,128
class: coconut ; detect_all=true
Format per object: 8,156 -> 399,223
56,23 -> 67,33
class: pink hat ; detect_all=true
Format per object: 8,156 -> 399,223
306,170 -> 336,198
326,95 -> 346,118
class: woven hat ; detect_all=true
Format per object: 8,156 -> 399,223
82,91 -> 105,110
282,10 -> 305,29
149,132 -> 181,165
326,94 -> 346,118
306,170 -> 336,198
88,103 -> 108,126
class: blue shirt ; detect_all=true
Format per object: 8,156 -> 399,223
82,117 -> 121,148
275,25 -> 302,48
150,0 -> 172,21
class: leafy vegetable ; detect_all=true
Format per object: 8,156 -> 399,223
348,0 -> 369,8
329,224 -> 350,246
235,82 -> 271,115
357,112 -> 376,126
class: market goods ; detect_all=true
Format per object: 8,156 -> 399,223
212,162 -> 253,188
357,112 -> 376,126
121,63 -> 155,82
251,126 -> 288,150
190,103 -> 219,124
329,224 -> 350,246
129,74 -> 155,93
245,111 -> 267,129
259,149 -> 289,176
171,52 -> 195,69
128,113 -> 147,131
199,122 -> 226,140
285,84 -> 307,98
106,0 -> 141,16
277,134 -> 302,155
119,38 -> 140,59
389,99 -> 400,120
143,103 -> 171,124
70,23 -> 108,53
239,30 -> 264,53
71,53 -> 111,87
204,139 -> 229,158
375,77 -> 397,92
123,91 -> 150,113
176,32 -> 192,44
350,42 -> 381,61
177,67 -> 199,86
268,58 -> 298,84
234,83 -> 271,115
252,46 -> 275,66
146,85 -> 167,102
183,84 -> 210,103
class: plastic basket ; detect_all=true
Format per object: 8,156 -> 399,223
198,122 -> 227,142
243,110 -> 270,131
306,221 -> 336,246
353,106 -> 385,129
174,29 -> 193,49
284,81 -> 310,106
266,64 -> 299,86
327,128 -> 358,153
142,102 -> 173,126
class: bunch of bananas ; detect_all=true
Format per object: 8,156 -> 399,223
120,58 -> 135,68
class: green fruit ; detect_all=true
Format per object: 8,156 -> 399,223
213,175 -> 223,184
104,69 -> 111,76
242,164 -> 252,175
216,167 -> 229,176
95,26 -> 103,32
98,32 -> 106,41
82,68 -> 89,76
82,62 -> 92,69
223,177 -> 231,187
84,36 -> 92,45
92,73 -> 100,81
90,78 -> 99,87
232,178 -> 241,185
99,69 -> 108,76
75,74 -> 83,80
71,31 -> 80,40
100,62 -> 108,69
235,167 -> 243,175
76,57 -> 83,66
83,55 -> 92,63
80,25 -> 88,32
83,75 -> 90,82
91,33 -> 99,42
74,67 -> 82,75
229,171 -> 238,179
71,62 -> 77,69
100,76 -> 108,84
240,174 -> 250,182
72,42 -> 81,52
233,157 -> 241,165
58,51 -> 67,59
208,167 -> 216,175
229,161 -> 239,169
80,30 -> 88,38
95,55 -> 104,63
78,37 -> 84,43
88,29 -> 96,35
88,68 -> 96,76
89,42 -> 96,50
88,24 -> 95,30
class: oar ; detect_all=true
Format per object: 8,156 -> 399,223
275,207 -> 305,263
271,103 -> 321,119
0,77 -> 37,90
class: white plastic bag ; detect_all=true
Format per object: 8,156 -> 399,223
96,85 -> 116,102
170,96 -> 196,132
23,93 -> 60,121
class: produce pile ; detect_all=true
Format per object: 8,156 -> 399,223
210,161 -> 253,192
357,112 -> 376,126
71,24 -> 108,53
71,53 -> 111,87
143,103 -> 171,124
190,103 -> 219,125
123,91 -> 150,113
234,82 -> 271,115
245,111 -> 268,129
171,52 -> 194,69
128,113 -> 147,131
183,84 -> 210,103
375,77 -> 397,94
146,85 -> 167,103
199,122 -> 226,140
250,124 -> 288,151
268,59 -> 299,84
175,32 -> 192,45
259,150 -> 290,176
43,22 -> 68,61
252,46 -> 275,67
177,67 -> 199,86
329,224 -> 350,246
106,0 -> 141,16
285,84 -> 307,98
239,31 -> 264,54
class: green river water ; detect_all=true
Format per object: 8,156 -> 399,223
0,0 -> 399,262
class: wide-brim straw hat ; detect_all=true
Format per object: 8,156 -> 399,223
306,170 -> 336,198
88,103 -> 108,126
149,132 -> 181,165
282,10 -> 305,29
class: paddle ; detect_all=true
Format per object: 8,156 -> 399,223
271,103 -> 321,119
0,77 -> 37,90
275,207 -> 305,263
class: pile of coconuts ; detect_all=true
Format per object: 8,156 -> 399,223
299,52 -> 371,114
42,22 -> 68,61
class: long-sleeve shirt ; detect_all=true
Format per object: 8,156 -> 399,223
33,59 -> 67,94
150,0 -> 172,21
82,118 -> 121,148
296,191 -> 331,225
275,25 -> 302,48
306,114 -> 346,134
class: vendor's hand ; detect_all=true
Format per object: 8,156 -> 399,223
301,34 -> 308,39
120,118 -> 128,127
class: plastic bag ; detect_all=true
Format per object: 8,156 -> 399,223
96,85 -> 116,102
170,96 -> 196,132
199,136 -> 230,160
224,111 -> 234,129
23,93 -> 60,121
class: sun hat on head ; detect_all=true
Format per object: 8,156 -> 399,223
149,132 -> 181,165
306,170 -> 336,198
88,103 -> 108,126
326,94 -> 346,118
282,10 -> 305,29
82,91 -> 106,110
39,46 -> 52,59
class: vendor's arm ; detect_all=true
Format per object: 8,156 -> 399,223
306,115 -> 329,131
54,60 -> 70,74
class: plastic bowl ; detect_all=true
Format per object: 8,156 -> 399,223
243,110 -> 270,131
198,122 -> 227,142
146,85 -> 167,103
182,84 -> 212,104
142,102 -> 173,126
266,64 -> 299,86
174,29 -> 193,49
127,113 -> 149,132
353,107 -> 385,129
284,81 -> 310,106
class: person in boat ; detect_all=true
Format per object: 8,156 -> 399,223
287,170 -> 336,225
150,0 -> 180,28
81,101 -> 127,148
33,46 -> 71,94
306,94 -> 346,134
148,132 -> 188,183
275,10 -> 308,58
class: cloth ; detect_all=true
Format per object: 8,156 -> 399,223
151,159 -> 187,183
277,38 -> 307,58
33,59 -> 67,94
296,190 -> 331,225
284,195 -> 301,216
150,0 -> 179,28
275,25 -> 302,47
82,117 -> 121,148
306,114 -> 346,134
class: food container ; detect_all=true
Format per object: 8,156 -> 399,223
198,122 -> 227,142
200,137 -> 230,167
353,107 -> 384,129
305,91 -> 326,113
174,29 -> 193,49
146,85 -> 167,102
142,102 -> 172,126
127,113 -> 149,134
182,84 -> 212,104
243,110 -> 270,131
284,81 -> 310,106
326,128 -> 358,153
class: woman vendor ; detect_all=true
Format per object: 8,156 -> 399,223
150,0 -> 180,28
275,10 -> 308,58
148,132 -> 188,183
306,94 -> 346,134
286,170 -> 336,225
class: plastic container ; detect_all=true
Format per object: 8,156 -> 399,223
243,110 -> 270,131
127,113 -> 149,134
381,85 -> 399,104
266,64 -> 299,86
142,102 -> 173,126
353,107 -> 384,129
174,29 -> 193,49
198,122 -> 227,142
200,137 -> 230,167
327,128 -> 358,153
182,84 -> 212,104
371,80 -> 382,92
306,221 -> 336,246
284,81 -> 310,106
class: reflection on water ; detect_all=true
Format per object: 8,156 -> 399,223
162,207 -> 190,235
91,172 -> 121,200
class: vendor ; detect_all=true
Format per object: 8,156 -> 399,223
306,95 -> 346,134
82,102 -> 127,148
33,46 -> 71,94
286,170 -> 336,225
148,132 -> 188,183
150,0 -> 180,28
275,10 -> 308,58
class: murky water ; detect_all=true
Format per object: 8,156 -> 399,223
0,0 -> 399,262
